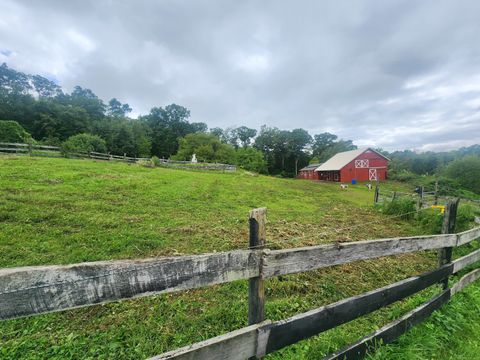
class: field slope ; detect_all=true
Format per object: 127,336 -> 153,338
0,156 -> 478,359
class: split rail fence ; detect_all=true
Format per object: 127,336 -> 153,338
0,142 -> 236,171
1,200 -> 480,359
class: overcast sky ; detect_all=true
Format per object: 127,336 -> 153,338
1,0 -> 480,151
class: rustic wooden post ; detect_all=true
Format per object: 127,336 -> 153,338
434,180 -> 439,205
248,208 -> 267,326
28,142 -> 33,157
438,198 -> 460,289
374,185 -> 380,204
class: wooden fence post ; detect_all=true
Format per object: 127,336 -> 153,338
374,185 -> 379,204
248,208 -> 267,327
434,180 -> 439,205
438,198 -> 460,289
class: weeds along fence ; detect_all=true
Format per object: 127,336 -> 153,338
374,186 -> 479,211
0,142 -> 236,172
1,201 -> 480,359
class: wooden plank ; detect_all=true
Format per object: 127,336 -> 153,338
452,248 -> 480,273
324,290 -> 451,360
263,234 -> 457,278
90,155 -> 111,160
149,321 -> 272,360
457,227 -> 480,246
0,147 -> 28,152
248,208 -> 267,327
451,268 -> 480,295
31,144 -> 60,150
0,142 -> 29,147
0,250 -> 261,320
264,264 -> 453,354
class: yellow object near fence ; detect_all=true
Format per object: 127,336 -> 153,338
431,205 -> 445,214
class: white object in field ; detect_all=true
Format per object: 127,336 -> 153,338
340,184 -> 348,190
191,153 -> 198,163
366,183 -> 373,190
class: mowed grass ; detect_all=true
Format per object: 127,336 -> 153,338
0,155 -> 477,359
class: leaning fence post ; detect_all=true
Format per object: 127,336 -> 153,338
437,198 -> 460,289
374,185 -> 379,204
248,208 -> 267,328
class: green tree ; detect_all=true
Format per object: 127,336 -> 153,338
142,104 -> 196,157
444,156 -> 480,194
236,147 -> 268,173
173,133 -> 236,163
312,132 -> 337,157
107,98 -> 132,117
287,128 -> 312,174
235,126 -> 257,148
209,127 -> 225,140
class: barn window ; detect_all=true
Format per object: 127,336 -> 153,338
355,159 -> 369,168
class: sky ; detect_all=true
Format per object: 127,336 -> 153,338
1,0 -> 480,152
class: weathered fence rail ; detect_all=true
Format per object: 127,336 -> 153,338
0,142 -> 236,171
1,202 -> 479,359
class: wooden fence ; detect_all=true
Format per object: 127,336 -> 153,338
1,201 -> 480,359
0,142 -> 236,171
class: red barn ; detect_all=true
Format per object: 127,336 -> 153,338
297,163 -> 323,180
314,148 -> 389,182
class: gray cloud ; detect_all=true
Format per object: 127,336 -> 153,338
1,0 -> 480,151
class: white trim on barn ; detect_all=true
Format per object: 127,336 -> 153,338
355,159 -> 369,168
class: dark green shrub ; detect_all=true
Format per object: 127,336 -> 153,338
151,156 -> 161,167
389,169 -> 418,182
62,133 -> 107,155
444,156 -> 480,194
0,120 -> 32,143
417,209 -> 443,234
381,198 -> 416,220
235,147 -> 268,174
455,204 -> 478,232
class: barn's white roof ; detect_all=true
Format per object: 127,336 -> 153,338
315,148 -> 388,171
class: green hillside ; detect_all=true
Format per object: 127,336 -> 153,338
0,156 -> 478,359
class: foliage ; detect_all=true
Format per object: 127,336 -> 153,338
61,133 -> 107,154
106,98 -> 132,117
381,197 -> 417,220
235,147 -> 268,173
388,168 -> 418,182
235,126 -> 257,148
444,156 -> 480,194
173,133 -> 236,163
151,156 -> 161,167
417,209 -> 444,234
0,120 -> 32,142
455,203 -> 478,232
312,132 -> 357,162
140,104 -> 206,158
368,280 -> 480,360
254,125 -> 312,176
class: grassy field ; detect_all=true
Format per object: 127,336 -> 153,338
0,155 -> 478,359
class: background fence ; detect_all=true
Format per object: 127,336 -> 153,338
0,201 -> 479,359
0,142 -> 236,172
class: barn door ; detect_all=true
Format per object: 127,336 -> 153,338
369,168 -> 377,181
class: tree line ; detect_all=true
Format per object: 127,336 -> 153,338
1,62 -> 479,190
0,63 -> 357,176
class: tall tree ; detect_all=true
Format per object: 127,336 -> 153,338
107,98 -> 132,117
235,126 -> 257,148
